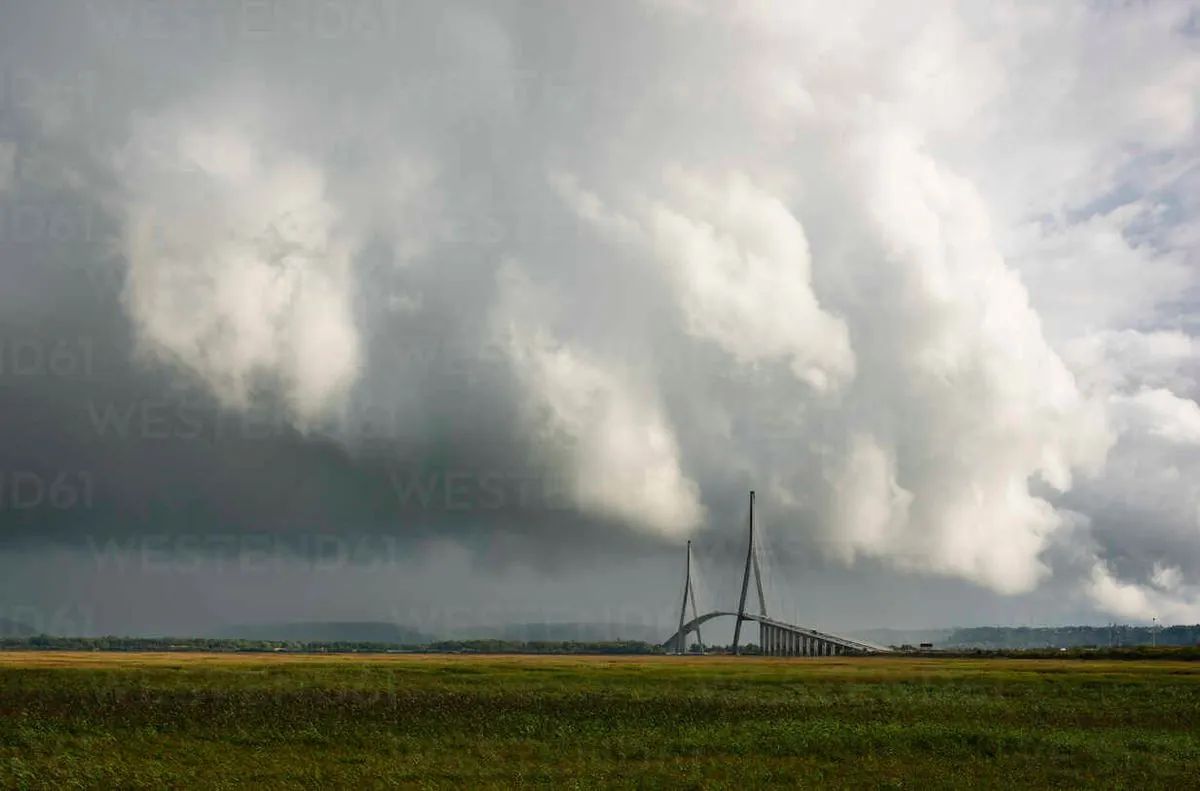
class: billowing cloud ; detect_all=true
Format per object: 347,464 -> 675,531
1,0 -> 1198,628
120,95 -> 362,424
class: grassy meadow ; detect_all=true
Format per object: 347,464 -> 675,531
1,651 -> 1198,788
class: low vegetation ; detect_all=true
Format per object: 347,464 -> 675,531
2,652 -> 1198,788
5,635 -> 1199,659
0,635 -> 668,654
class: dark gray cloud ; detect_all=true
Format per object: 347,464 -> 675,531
0,0 -> 1198,633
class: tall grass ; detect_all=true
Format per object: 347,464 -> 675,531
1,654 -> 1197,788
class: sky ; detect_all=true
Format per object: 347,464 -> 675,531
0,0 -> 1198,638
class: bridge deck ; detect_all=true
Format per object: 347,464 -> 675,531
664,611 -> 893,654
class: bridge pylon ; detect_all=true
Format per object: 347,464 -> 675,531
674,540 -> 704,654
732,490 -> 767,655
661,490 -> 894,656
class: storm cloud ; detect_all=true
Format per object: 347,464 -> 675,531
0,0 -> 1198,633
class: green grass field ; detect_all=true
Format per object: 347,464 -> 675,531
2,652 -> 1198,789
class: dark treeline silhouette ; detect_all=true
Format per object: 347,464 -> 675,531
4,625 -> 1199,656
909,646 -> 1200,660
941,625 -> 1200,649
0,635 -> 668,655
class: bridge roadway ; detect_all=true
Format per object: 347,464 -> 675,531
664,611 -> 894,656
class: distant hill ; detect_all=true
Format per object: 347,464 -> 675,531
942,625 -> 1200,649
0,618 -> 35,637
848,628 -> 954,648
213,621 -> 664,646
845,625 -> 1200,650
215,621 -> 435,644
450,622 -> 667,643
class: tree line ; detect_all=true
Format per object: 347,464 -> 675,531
0,635 -> 669,654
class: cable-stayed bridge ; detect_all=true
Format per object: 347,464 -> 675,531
663,491 -> 893,656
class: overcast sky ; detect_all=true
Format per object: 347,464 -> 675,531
0,0 -> 1198,638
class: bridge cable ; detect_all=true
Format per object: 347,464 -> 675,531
757,506 -> 800,626
688,572 -> 704,651
689,544 -> 716,648
732,494 -> 755,653
752,507 -> 780,649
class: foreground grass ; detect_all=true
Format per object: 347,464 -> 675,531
2,653 -> 1198,789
